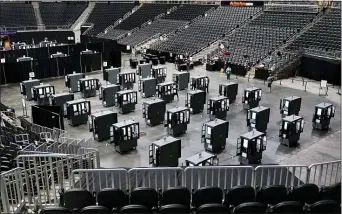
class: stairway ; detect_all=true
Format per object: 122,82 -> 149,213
32,2 -> 45,30
72,2 -> 96,31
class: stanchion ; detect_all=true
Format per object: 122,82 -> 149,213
21,98 -> 29,118
247,73 -> 250,82
304,81 -> 308,92
279,79 -> 282,85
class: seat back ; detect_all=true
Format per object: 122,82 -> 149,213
161,187 -> 191,207
289,184 -> 319,204
234,202 -> 266,213
63,189 -> 95,212
271,201 -> 304,213
256,185 -> 287,205
308,200 -> 341,213
40,207 -> 71,214
192,186 -> 223,208
130,187 -> 159,209
320,183 -> 341,203
120,205 -> 150,213
197,203 -> 230,213
80,205 -> 110,213
98,188 -> 128,210
224,185 -> 255,207
159,204 -> 190,213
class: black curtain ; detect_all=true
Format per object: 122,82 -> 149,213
32,105 -> 64,130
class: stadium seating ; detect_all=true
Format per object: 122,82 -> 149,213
286,8 -> 341,59
221,11 -> 317,67
98,29 -> 130,40
39,183 -> 341,213
150,6 -> 262,55
162,4 -> 216,21
85,2 -> 135,36
40,2 -> 87,28
0,2 -> 37,28
118,19 -> 188,46
114,3 -> 177,31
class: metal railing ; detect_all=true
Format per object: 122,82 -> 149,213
307,160 -> 341,187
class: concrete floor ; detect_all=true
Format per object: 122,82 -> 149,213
1,55 -> 340,168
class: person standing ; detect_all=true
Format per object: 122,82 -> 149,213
226,65 -> 231,81
267,75 -> 275,92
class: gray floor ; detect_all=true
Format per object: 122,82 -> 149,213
1,55 -> 340,168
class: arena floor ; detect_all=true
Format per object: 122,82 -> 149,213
1,55 -> 340,168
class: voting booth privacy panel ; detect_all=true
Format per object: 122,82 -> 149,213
32,105 -> 64,130
0,40 -> 121,85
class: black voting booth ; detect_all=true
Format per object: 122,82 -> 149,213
157,82 -> 178,103
164,107 -> 190,136
207,96 -> 229,121
65,73 -> 84,93
119,71 -> 136,90
149,136 -> 181,167
89,110 -> 117,142
247,106 -> 270,133
32,84 -> 55,105
185,90 -> 206,114
173,71 -> 189,91
242,87 -> 262,110
32,105 -> 64,130
280,96 -> 302,118
80,49 -> 101,73
49,92 -> 74,117
137,63 -> 152,79
152,66 -> 167,84
66,99 -> 91,126
142,98 -> 166,127
312,103 -> 336,130
129,58 -> 138,69
201,119 -> 229,154
219,82 -> 238,103
185,151 -> 219,166
110,120 -> 139,154
139,77 -> 157,98
190,76 -> 210,94
114,90 -> 137,114
20,79 -> 40,101
279,115 -> 304,147
78,77 -> 99,98
103,67 -> 121,84
99,84 -> 120,107
236,130 -> 267,165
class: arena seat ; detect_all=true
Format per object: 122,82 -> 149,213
40,2 -> 87,28
162,4 -> 216,21
197,203 -> 230,213
63,189 -> 95,212
161,186 -> 191,207
85,2 -> 135,36
97,188 -> 128,210
288,183 -> 320,205
307,200 -> 341,213
319,182 -> 341,203
270,201 -> 304,213
0,2 -> 37,28
120,204 -> 150,213
130,187 -> 159,210
192,186 -> 223,208
233,202 -> 266,213
255,185 -> 288,205
40,207 -> 71,214
159,204 -> 189,213
80,205 -> 110,213
224,185 -> 255,207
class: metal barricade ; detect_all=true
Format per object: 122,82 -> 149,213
307,160 -> 341,187
254,165 -> 308,188
184,166 -> 254,191
31,124 -> 54,136
71,169 -> 128,193
14,134 -> 30,145
0,168 -> 27,213
16,152 -> 99,207
128,167 -> 184,190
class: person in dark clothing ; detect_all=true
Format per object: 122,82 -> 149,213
226,66 -> 231,81
267,75 -> 275,92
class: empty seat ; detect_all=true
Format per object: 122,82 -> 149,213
256,185 -> 288,205
307,200 -> 341,213
288,184 -> 320,204
320,183 -> 341,203
234,202 -> 266,213
63,189 -> 95,212
159,204 -> 189,213
224,185 -> 255,207
197,203 -> 230,213
270,201 -> 304,213
80,205 -> 110,213
98,188 -> 128,210
120,205 -> 150,213
130,187 -> 158,210
192,186 -> 223,208
40,207 -> 71,214
161,187 -> 191,207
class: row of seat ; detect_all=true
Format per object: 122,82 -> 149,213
40,183 -> 341,213
0,2 -> 37,28
40,2 -> 88,28
162,4 -> 216,21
